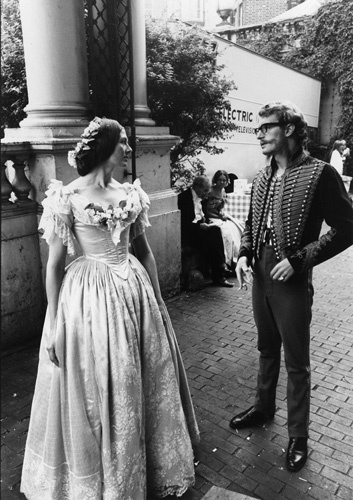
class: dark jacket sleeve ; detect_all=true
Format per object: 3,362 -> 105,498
178,189 -> 196,245
288,165 -> 353,273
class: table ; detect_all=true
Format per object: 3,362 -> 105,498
225,192 -> 251,223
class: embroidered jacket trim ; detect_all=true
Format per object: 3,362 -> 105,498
250,153 -> 325,261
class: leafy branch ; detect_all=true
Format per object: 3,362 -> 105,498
146,19 -> 237,190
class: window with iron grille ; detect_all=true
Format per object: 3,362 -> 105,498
84,0 -> 134,127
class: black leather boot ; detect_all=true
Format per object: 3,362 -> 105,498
229,406 -> 274,429
286,437 -> 308,472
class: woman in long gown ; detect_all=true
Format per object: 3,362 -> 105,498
20,117 -> 199,500
205,170 -> 244,270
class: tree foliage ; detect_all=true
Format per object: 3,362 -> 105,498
237,0 -> 353,149
146,19 -> 236,189
1,0 -> 27,137
286,0 -> 353,148
238,23 -> 301,63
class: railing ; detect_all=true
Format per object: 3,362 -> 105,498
1,142 -> 36,209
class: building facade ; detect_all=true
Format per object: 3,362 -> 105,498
145,0 -> 206,24
145,0 -> 305,28
238,0 -> 304,26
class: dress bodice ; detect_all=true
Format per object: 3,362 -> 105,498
39,179 -> 151,279
73,220 -> 132,278
206,194 -> 225,219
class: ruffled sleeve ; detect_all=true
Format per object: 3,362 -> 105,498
38,180 -> 76,255
129,178 -> 151,241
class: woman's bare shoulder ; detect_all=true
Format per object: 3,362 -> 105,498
65,177 -> 86,190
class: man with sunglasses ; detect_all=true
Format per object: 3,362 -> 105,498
229,101 -> 353,472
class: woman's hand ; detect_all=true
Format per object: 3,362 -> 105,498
47,345 -> 59,367
270,258 -> 294,282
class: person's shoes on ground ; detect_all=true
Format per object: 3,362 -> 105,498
222,265 -> 234,277
286,437 -> 308,472
213,278 -> 234,287
229,406 -> 274,429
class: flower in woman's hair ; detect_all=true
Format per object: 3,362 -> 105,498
81,118 -> 101,140
67,117 -> 102,168
68,150 -> 78,168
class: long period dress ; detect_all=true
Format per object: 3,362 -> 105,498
205,193 -> 244,267
20,179 -> 199,500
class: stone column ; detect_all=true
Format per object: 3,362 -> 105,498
127,0 -> 182,295
130,0 -> 155,126
18,0 -> 90,130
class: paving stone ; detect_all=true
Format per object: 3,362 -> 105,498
201,485 -> 256,499
1,245 -> 353,500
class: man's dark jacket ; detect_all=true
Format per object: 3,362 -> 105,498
177,187 -> 208,247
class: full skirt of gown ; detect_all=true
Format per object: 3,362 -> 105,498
20,254 -> 199,500
209,217 -> 244,266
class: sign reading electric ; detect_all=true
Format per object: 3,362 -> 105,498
221,106 -> 258,135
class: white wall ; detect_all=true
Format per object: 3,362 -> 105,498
201,37 -> 322,182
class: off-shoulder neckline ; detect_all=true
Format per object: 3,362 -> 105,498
48,179 -> 141,210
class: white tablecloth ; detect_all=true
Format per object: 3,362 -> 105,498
225,192 -> 251,223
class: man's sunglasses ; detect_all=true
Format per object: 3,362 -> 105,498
255,122 -> 283,134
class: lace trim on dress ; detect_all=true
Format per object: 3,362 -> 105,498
155,478 -> 195,498
129,179 -> 151,241
39,178 -> 151,252
39,180 -> 76,256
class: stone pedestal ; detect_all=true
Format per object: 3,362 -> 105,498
134,127 -> 181,297
1,206 -> 46,350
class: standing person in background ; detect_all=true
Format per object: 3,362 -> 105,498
21,117 -> 199,500
341,139 -> 351,176
205,170 -> 244,271
329,140 -> 345,175
178,175 -> 233,287
229,101 -> 353,472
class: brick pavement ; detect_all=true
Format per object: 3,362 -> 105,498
1,245 -> 353,500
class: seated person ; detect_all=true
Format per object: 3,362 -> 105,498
205,170 -> 245,270
178,175 -> 233,287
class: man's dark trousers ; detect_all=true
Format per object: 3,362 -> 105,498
252,245 -> 313,437
192,224 -> 225,282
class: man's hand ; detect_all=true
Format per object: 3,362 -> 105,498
236,256 -> 253,290
199,223 -> 210,231
270,258 -> 294,282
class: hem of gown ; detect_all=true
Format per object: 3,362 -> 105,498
152,477 -> 195,498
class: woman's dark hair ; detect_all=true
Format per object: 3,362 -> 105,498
212,170 -> 229,185
330,140 -> 344,157
76,118 -> 123,176
258,101 -> 308,146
